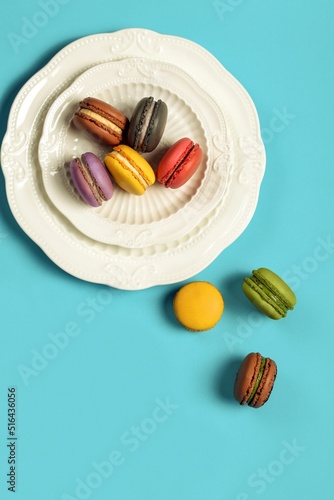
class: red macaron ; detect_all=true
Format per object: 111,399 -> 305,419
156,137 -> 203,189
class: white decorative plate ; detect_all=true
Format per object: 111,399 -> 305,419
39,58 -> 231,247
1,29 -> 265,290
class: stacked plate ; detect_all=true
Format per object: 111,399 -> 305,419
1,29 -> 266,290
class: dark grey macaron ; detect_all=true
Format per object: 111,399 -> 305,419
127,96 -> 168,153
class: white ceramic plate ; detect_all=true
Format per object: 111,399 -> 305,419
39,58 -> 231,247
1,29 -> 265,290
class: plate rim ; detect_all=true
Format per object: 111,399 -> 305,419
38,56 -> 232,247
1,28 -> 266,290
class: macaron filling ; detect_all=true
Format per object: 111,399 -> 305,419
76,156 -> 107,205
78,109 -> 122,135
254,271 -> 294,310
107,149 -> 150,190
134,97 -> 164,152
247,356 -> 266,405
135,98 -> 155,150
245,276 -> 289,315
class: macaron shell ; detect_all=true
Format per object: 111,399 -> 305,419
104,157 -> 145,195
126,97 -> 148,149
234,352 -> 262,405
82,153 -> 114,200
127,97 -> 168,153
70,153 -> 114,207
242,280 -> 285,320
169,143 -> 202,189
254,268 -> 297,310
157,138 -> 203,189
242,267 -> 297,319
104,145 -> 155,196
249,357 -> 277,408
72,115 -> 121,146
73,97 -> 128,146
173,281 -> 224,331
144,100 -> 168,152
77,97 -> 128,130
70,159 -> 100,207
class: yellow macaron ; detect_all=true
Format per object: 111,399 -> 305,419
104,144 -> 155,195
173,281 -> 224,331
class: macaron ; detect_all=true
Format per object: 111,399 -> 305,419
156,137 -> 203,189
70,152 -> 114,207
173,281 -> 224,331
72,97 -> 128,146
234,352 -> 277,408
127,96 -> 168,153
242,268 -> 297,320
104,145 -> 155,196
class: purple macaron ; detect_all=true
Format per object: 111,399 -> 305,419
70,152 -> 114,207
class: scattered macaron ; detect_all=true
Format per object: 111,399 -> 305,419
242,267 -> 297,320
70,152 -> 114,207
104,145 -> 155,196
156,137 -> 203,189
72,97 -> 128,146
127,96 -> 168,153
173,281 -> 224,331
234,352 -> 277,408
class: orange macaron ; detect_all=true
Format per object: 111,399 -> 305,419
104,145 -> 155,195
173,281 -> 224,331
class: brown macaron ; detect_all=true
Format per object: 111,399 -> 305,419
234,352 -> 277,408
72,97 -> 128,146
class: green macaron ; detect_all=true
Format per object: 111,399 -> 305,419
242,267 -> 296,320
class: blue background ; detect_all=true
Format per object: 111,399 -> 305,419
1,1 -> 333,499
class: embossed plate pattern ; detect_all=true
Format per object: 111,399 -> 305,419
39,58 -> 231,247
1,29 -> 265,290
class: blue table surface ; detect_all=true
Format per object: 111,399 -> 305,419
1,1 -> 333,499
